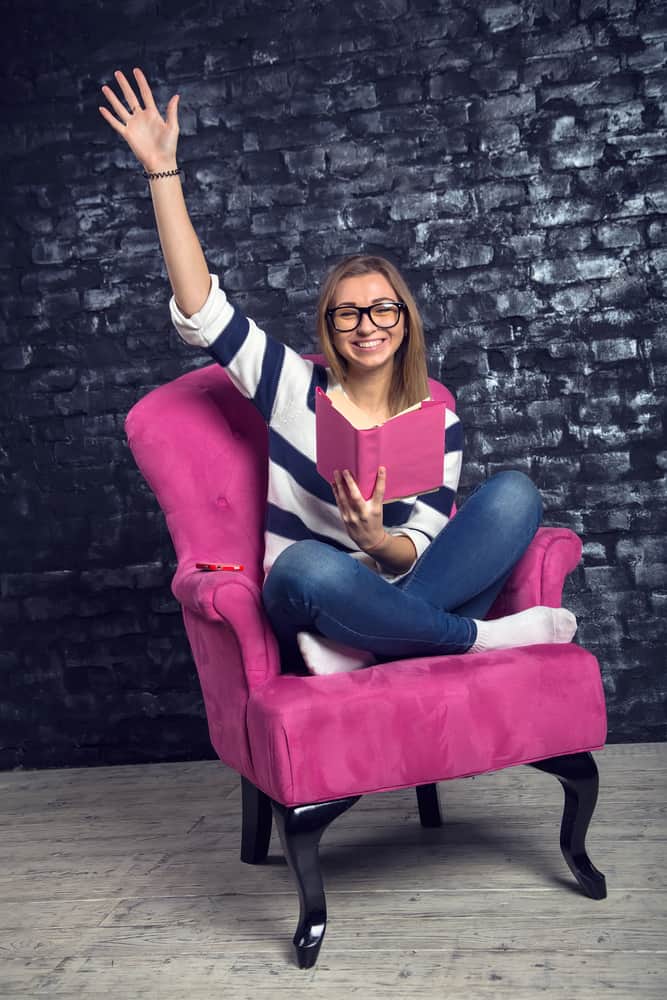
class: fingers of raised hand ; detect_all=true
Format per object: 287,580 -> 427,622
100,81 -> 131,125
100,69 -> 150,127
113,69 -> 142,114
131,67 -> 157,110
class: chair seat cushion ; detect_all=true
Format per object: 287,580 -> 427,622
246,644 -> 607,806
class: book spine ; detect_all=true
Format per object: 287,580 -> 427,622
335,405 -> 359,480
358,427 -> 381,500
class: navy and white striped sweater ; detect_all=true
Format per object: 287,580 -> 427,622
170,273 -> 463,584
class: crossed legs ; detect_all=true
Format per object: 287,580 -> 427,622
261,471 -> 575,674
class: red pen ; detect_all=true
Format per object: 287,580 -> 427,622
196,562 -> 244,572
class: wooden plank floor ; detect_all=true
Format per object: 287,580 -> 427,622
0,743 -> 665,998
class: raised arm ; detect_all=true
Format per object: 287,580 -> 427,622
99,67 -> 210,317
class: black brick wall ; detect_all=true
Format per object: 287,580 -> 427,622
1,0 -> 665,769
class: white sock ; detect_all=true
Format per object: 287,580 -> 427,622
467,606 -> 578,654
297,631 -> 377,676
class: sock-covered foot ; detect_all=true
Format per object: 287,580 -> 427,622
467,606 -> 578,654
297,631 -> 377,676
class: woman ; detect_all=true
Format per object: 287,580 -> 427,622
99,68 -> 577,675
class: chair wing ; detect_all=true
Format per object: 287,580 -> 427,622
125,363 -> 269,588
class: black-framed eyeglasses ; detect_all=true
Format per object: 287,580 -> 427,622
326,300 -> 407,333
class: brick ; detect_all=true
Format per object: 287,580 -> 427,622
523,198 -> 598,227
287,88 -> 334,116
548,116 -> 577,141
581,451 -> 631,479
267,261 -> 307,289
540,75 -> 640,106
240,151 -> 289,184
334,83 -> 377,112
373,73 -> 421,106
590,338 -> 638,361
251,184 -> 309,208
1,345 -> 33,371
599,275 -> 649,309
283,148 -> 326,179
596,222 -> 644,247
549,284 -> 596,314
582,541 -> 608,563
477,122 -> 521,152
81,286 -> 125,311
634,563 -> 667,588
22,596 -> 78,622
388,191 -> 440,222
31,238 -> 75,265
438,267 -> 516,296
475,182 -> 526,211
604,101 -> 650,134
583,564 -> 633,590
30,367 -> 79,393
1,569 -> 78,600
476,90 -> 536,121
494,289 -> 540,318
506,234 -> 546,258
617,535 -> 665,566
548,142 -> 606,169
532,254 -> 623,285
607,132 -> 667,158
648,219 -> 667,245
372,0 -> 409,16
650,592 -> 667,614
329,143 -> 387,176
436,244 -> 495,269
528,174 -> 573,201
627,42 -> 667,71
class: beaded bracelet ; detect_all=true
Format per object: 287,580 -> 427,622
143,167 -> 182,181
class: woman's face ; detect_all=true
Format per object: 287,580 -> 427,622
329,272 -> 406,376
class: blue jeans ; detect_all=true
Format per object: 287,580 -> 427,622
261,470 -> 543,673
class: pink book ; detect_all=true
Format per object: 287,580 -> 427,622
315,386 -> 447,502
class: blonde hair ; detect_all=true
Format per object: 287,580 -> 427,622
315,254 -> 430,417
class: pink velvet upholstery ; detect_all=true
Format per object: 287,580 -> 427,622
125,360 -> 607,807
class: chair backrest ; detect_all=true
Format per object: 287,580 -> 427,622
125,356 -> 458,583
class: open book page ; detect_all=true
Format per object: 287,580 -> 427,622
326,389 -> 427,429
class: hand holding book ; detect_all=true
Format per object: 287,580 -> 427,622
331,465 -> 387,553
315,387 -> 449,502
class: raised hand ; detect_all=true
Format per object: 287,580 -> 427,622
98,68 -> 179,172
331,467 -> 388,553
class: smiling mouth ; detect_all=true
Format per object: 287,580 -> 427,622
353,339 -> 387,349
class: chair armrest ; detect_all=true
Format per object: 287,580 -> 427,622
171,566 -> 281,688
486,526 -> 583,619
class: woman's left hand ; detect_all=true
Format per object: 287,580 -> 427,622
332,467 -> 387,553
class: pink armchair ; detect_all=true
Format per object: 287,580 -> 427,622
125,358 -> 607,969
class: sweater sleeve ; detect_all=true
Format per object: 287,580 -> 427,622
169,272 -> 313,424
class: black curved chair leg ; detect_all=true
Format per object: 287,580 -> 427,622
271,794 -> 362,969
416,783 -> 443,827
529,751 -> 607,900
240,777 -> 273,864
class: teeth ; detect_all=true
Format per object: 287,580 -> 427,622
355,340 -> 384,348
